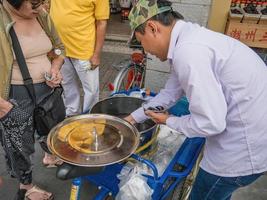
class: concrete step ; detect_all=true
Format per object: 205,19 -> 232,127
105,33 -> 129,42
103,39 -> 134,55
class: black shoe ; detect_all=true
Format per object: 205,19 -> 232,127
14,189 -> 27,200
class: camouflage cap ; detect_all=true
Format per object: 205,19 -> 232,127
129,0 -> 172,31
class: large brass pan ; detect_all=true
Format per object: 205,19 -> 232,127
47,114 -> 140,167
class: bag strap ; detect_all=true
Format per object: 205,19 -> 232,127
9,26 -> 37,105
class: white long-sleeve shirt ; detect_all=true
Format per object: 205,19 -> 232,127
131,20 -> 267,177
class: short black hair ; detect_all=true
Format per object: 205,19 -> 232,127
6,0 -> 24,9
135,0 -> 184,34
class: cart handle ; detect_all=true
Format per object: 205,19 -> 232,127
130,154 -> 159,180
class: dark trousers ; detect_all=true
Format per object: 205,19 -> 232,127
189,168 -> 263,200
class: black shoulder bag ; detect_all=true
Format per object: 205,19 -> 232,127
9,26 -> 66,136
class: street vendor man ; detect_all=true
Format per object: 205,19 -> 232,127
125,0 -> 267,199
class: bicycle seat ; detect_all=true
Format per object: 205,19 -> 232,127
131,52 -> 144,64
56,163 -> 104,180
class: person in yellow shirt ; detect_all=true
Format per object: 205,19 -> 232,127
50,0 -> 110,116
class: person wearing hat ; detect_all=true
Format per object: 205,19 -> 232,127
125,0 -> 267,199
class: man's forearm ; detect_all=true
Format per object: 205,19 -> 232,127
94,20 -> 107,56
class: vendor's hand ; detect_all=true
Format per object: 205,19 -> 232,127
145,110 -> 170,124
0,98 -> 13,119
46,66 -> 62,88
124,115 -> 137,125
90,54 -> 100,70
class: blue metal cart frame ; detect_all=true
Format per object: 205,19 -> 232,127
69,95 -> 205,200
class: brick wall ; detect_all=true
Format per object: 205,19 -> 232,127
145,0 -> 212,92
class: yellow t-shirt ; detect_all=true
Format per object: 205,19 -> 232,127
50,0 -> 110,60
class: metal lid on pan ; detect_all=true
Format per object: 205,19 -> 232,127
47,114 -> 140,167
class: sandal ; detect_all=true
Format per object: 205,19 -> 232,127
25,185 -> 53,200
43,154 -> 63,168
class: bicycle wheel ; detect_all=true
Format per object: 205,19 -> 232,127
112,64 -> 145,93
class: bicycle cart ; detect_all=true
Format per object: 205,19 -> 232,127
50,93 -> 204,200
65,138 -> 204,200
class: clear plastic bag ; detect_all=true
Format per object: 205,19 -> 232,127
152,125 -> 185,176
116,125 -> 186,199
116,163 -> 153,200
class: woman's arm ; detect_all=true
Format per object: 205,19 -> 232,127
0,97 -> 13,118
46,55 -> 64,88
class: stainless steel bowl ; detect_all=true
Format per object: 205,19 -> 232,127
90,96 -> 157,135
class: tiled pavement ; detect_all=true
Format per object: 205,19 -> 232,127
0,51 -> 267,200
99,51 -> 131,99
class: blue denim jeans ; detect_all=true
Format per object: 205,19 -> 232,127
189,168 -> 263,200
